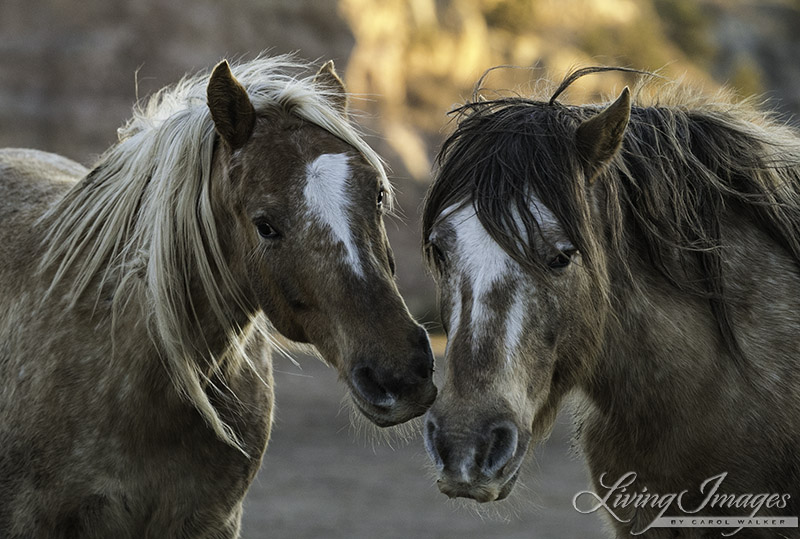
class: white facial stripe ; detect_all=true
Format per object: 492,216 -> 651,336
504,288 -> 526,362
443,196 -> 561,359
452,208 -> 513,294
303,153 -> 363,276
449,207 -> 517,347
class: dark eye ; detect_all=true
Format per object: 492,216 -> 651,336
548,249 -> 576,270
255,220 -> 280,240
377,188 -> 385,211
428,241 -> 446,267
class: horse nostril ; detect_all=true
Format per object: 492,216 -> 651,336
423,415 -> 444,471
481,421 -> 519,477
350,365 -> 396,409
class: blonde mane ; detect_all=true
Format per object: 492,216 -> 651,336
38,54 -> 390,451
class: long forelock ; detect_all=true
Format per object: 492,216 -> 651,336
38,54 -> 389,450
234,58 -> 392,207
425,99 -> 597,277
426,69 -> 800,364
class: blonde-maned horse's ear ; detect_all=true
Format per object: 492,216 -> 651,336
576,86 -> 631,183
314,60 -> 348,116
207,60 -> 256,150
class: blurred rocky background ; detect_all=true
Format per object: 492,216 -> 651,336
2,0 -> 799,324
3,1 -> 799,537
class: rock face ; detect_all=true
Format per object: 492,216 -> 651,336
1,0 -> 798,319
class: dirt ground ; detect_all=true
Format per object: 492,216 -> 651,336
239,350 -> 606,539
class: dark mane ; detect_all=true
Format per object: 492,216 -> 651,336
423,68 -> 800,362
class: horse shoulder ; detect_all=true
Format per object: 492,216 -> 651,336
0,319 -> 273,537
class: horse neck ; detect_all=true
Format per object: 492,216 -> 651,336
174,275 -> 257,365
142,149 -> 258,371
64,259 -> 254,375
581,186 -> 741,425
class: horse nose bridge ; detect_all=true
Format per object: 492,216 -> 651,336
331,270 -> 425,345
342,268 -> 413,325
440,333 -> 509,399
343,283 -> 433,367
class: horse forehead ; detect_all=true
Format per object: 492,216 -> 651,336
436,193 -> 565,274
529,197 -> 561,235
449,207 -> 513,281
302,152 -> 364,275
303,153 -> 356,217
305,152 -> 351,185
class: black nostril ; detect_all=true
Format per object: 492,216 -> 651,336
351,365 -> 396,409
423,415 -> 445,471
481,421 -> 519,477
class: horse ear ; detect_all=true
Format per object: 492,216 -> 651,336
207,60 -> 256,150
575,87 -> 631,182
314,60 -> 348,116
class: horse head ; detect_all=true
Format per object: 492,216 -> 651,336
207,60 -> 437,427
421,88 -> 630,501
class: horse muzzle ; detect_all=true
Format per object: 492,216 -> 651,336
347,334 -> 438,426
424,412 -> 530,502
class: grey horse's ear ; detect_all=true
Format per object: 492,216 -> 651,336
314,60 -> 348,116
207,60 -> 256,150
575,87 -> 631,182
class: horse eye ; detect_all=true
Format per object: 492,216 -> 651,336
377,188 -> 385,211
255,220 -> 280,240
548,249 -> 576,270
428,242 -> 446,267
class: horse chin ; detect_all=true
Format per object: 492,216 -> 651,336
351,396 -> 401,427
349,392 -> 430,428
436,470 -> 520,503
436,466 -> 522,503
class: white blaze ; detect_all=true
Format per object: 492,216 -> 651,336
504,291 -> 526,362
449,207 -> 516,349
444,196 -> 559,358
303,153 -> 363,276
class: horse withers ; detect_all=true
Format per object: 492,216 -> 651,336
422,68 -> 800,536
0,55 -> 435,537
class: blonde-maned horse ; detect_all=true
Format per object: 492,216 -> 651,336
0,55 -> 436,537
